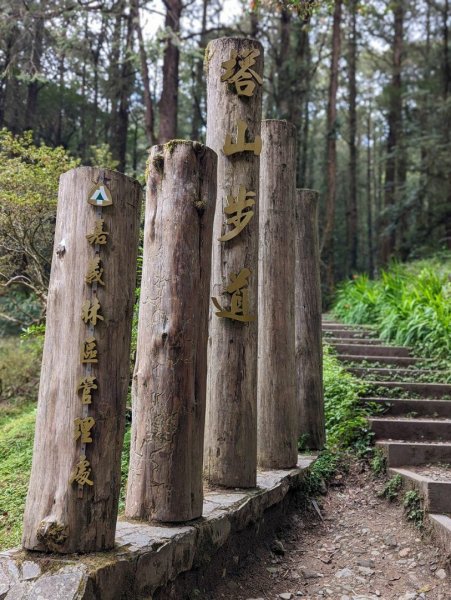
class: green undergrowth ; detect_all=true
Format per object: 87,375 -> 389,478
0,335 -> 403,549
332,253 -> 451,359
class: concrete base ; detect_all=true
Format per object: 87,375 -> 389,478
0,455 -> 316,600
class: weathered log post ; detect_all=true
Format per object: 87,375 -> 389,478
125,141 -> 216,522
295,189 -> 325,449
257,120 -> 298,469
22,167 -> 141,553
204,37 -> 264,488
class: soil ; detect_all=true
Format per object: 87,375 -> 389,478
208,461 -> 451,600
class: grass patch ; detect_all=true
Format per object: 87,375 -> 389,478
0,402 -> 36,549
332,253 -> 451,359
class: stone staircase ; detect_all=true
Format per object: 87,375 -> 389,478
322,318 -> 451,553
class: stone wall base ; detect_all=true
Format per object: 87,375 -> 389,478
0,455 -> 316,600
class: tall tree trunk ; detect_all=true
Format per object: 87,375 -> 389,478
131,0 -> 156,146
380,0 -> 404,264
110,3 -> 135,172
321,0 -> 342,297
191,0 -> 209,141
443,0 -> 451,248
367,104 -> 374,278
158,0 -> 183,143
278,7 -> 292,119
347,0 -> 358,274
25,12 -> 44,133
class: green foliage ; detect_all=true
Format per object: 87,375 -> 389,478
0,337 -> 42,416
403,490 -> 424,528
299,450 -> 343,497
323,344 -> 371,452
119,426 -> 131,512
333,255 -> 451,359
0,129 -> 79,327
89,143 -> 119,170
381,474 -> 403,501
370,448 -> 387,477
0,403 -> 35,549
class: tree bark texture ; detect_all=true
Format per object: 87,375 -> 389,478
257,120 -> 298,469
126,141 -> 216,522
204,37 -> 263,488
321,0 -> 342,295
381,0 -> 405,264
295,189 -> 325,450
22,167 -> 141,553
158,0 -> 183,143
347,0 -> 358,274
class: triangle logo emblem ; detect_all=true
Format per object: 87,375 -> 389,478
88,184 -> 113,207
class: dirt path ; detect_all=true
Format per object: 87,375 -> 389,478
209,462 -> 450,600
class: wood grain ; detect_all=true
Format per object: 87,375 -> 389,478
125,141 -> 216,521
22,167 -> 141,553
204,37 -> 263,488
295,189 -> 325,450
257,120 -> 298,469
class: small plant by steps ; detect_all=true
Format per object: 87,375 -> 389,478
403,490 -> 424,528
381,474 -> 403,501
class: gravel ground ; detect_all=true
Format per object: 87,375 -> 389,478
209,461 -> 450,600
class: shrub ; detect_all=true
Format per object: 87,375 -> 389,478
332,255 -> 451,359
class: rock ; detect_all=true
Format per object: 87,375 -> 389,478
300,569 -> 323,579
335,568 -> 353,579
397,593 -> 416,600
399,547 -> 411,558
357,566 -> 374,576
384,535 -> 397,548
279,594 -> 293,600
435,568 -> 447,580
271,540 -> 286,556
21,562 -> 41,581
357,559 -> 375,569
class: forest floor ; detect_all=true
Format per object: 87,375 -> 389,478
208,461 -> 450,600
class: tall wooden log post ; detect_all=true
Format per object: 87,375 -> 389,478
295,189 -> 325,450
22,167 -> 141,553
125,142 -> 216,522
204,37 -> 263,487
257,120 -> 298,469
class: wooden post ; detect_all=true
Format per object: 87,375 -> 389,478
22,167 -> 141,553
295,189 -> 325,449
257,120 -> 298,469
125,141 -> 217,522
204,37 -> 264,488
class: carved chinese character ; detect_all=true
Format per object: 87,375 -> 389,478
85,257 -> 105,286
80,336 -> 98,363
77,376 -> 97,404
86,219 -> 109,245
81,297 -> 104,326
212,268 -> 256,323
74,416 -> 95,443
223,120 -> 262,156
69,455 -> 93,486
219,186 -> 255,242
221,49 -> 263,97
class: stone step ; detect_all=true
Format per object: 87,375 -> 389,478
369,417 -> 451,441
389,466 -> 451,514
348,366 -> 442,379
333,344 -> 412,357
322,328 -> 377,339
376,440 -> 451,467
362,397 -> 451,418
428,514 -> 451,552
325,336 -> 385,345
322,322 -> 374,331
366,380 -> 451,398
338,354 -> 422,366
